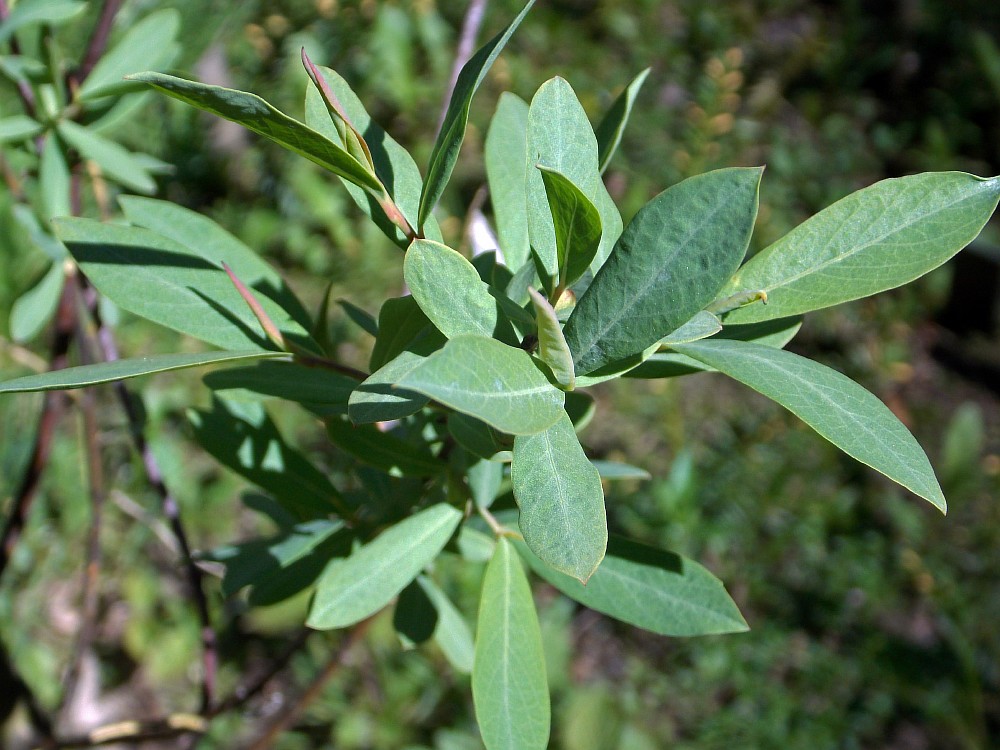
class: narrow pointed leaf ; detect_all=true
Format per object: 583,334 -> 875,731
485,93 -> 530,270
468,458 -> 505,509
421,576 -> 475,674
0,0 -> 85,43
418,0 -> 535,230
308,503 -> 463,629
404,240 -> 516,343
537,165 -> 603,290
526,288 -> 574,389
448,413 -> 512,462
660,311 -> 722,345
397,335 -> 565,435
326,416 -> 445,476
203,360 -> 356,415
672,338 -> 946,511
515,536 -> 748,636
57,121 -> 155,193
0,115 -> 43,143
590,461 -> 651,480
128,72 -> 382,192
720,172 -> 1000,323
511,413 -> 606,581
40,135 -> 71,221
338,299 -> 378,337
473,537 -> 550,750
0,350 -> 284,393
9,262 -> 63,342
564,167 -> 763,374
349,350 -> 429,424
369,295 -> 441,371
595,68 -> 651,173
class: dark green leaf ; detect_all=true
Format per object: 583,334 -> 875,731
447,412 -> 512,462
369,295 -> 442,371
537,165 -> 603,290
326,416 -> 445,476
203,360 -> 356,415
338,299 -> 378,337
595,68 -> 651,174
394,579 -> 438,646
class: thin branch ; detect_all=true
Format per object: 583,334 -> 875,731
437,0 -> 490,135
70,0 -> 124,88
34,714 -> 207,750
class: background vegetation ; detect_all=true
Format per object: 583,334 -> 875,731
2,0 -> 999,747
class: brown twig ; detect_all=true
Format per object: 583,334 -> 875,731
437,0 -> 490,135
70,0 -> 124,88
34,714 -> 207,750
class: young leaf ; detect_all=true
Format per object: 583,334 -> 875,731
0,0 -> 85,44
526,288 -> 574,390
417,0 -> 535,231
595,68 -> 651,174
326,416 -> 445,476
0,115 -> 43,144
485,93 -> 530,271
564,167 -> 763,374
537,165 -> 603,291
348,351 -> 430,424
472,537 -> 550,750
719,172 -> 1000,324
308,503 -> 462,629
128,72 -> 382,192
404,240 -> 517,344
515,536 -> 748,637
0,351 -> 284,394
397,335 -> 565,436
56,121 -> 155,193
9,262 -> 63,343
511,413 -> 606,582
671,338 -> 947,512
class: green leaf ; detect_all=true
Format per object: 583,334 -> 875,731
203,360 -> 356,416
417,0 -> 535,230
590,461 -> 651,480
9,262 -> 63,342
56,121 -> 155,193
55,218 -> 315,352
511,413 -> 606,582
308,503 -> 462,629
473,537 -> 550,750
0,0 -> 85,44
0,115 -> 43,144
447,413 -> 512,462
326,416 -> 445,476
394,579 -> 438,646
564,167 -> 763,374
349,351 -> 430,424
397,335 -> 565,436
515,536 -> 748,637
671,338 -> 946,512
189,398 -> 348,520
369,295 -> 442,371
720,172 -> 1000,324
526,288 -> 574,390
78,9 -> 180,100
573,344 -> 659,388
485,92 -> 530,271
595,68 -> 651,174
40,135 -> 70,221
404,240 -> 516,343
660,311 -> 722,345
537,164 -> 603,290
421,576 -> 475,674
467,458 -> 504,509
0,350 -> 283,394
338,299 -> 378,337
128,72 -> 382,192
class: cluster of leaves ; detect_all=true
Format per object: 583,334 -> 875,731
3,1 -> 1000,747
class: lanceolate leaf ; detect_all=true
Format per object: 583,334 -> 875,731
349,351 -> 430,424
128,72 -> 382,192
511,413 -> 607,582
720,172 -> 1000,324
417,0 -> 535,231
672,338 -> 947,512
485,93 -> 530,271
526,288 -> 574,389
308,503 -> 463,629
203,360 -> 356,415
57,121 -> 155,193
660,311 -> 722,345
537,164 -> 603,290
564,167 -> 763,374
421,576 -> 475,674
595,68 -> 651,174
473,537 -> 550,750
404,240 -> 517,344
397,335 -> 565,436
0,351 -> 284,393
0,115 -> 43,143
515,536 -> 748,637
0,0 -> 85,44
9,262 -> 63,343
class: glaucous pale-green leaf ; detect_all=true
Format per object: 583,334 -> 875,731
660,311 -> 722,345
9,262 -> 63,342
203,360 -> 356,416
590,461 -> 651,480
537,164 -> 602,290
511,412 -> 606,582
40,135 -> 70,221
720,172 -> 1000,324
0,0 -> 85,43
526,288 -> 574,390
369,295 -> 441,371
515,536 -> 748,636
472,537 -> 550,750
404,240 -> 517,344
0,350 -> 284,394
308,503 -> 462,629
55,218 -> 316,352
564,167 -> 763,374
304,65 -> 441,247
56,121 -> 155,193
326,416 -> 445,476
397,335 -> 565,435
78,9 -> 180,100
421,576 -> 475,674
0,115 -> 43,144
349,350 -> 429,424
595,68 -> 651,174
189,398 -> 347,520
485,93 -> 530,271
468,458 -> 504,509
573,344 -> 659,388
11,204 -> 64,261
672,338 -> 946,511
417,0 -> 535,231
128,72 -> 382,192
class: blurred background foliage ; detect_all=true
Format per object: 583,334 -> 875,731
2,0 -> 1000,748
